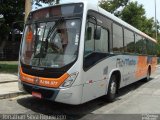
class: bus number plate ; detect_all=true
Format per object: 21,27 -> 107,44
32,92 -> 42,99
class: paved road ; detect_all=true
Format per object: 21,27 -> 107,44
0,67 -> 160,120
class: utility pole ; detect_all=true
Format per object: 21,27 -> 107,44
25,0 -> 32,22
155,0 -> 157,40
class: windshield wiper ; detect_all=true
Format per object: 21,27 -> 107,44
44,17 -> 65,53
34,18 -> 64,58
47,17 -> 64,39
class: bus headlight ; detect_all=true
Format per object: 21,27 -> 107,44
60,72 -> 79,88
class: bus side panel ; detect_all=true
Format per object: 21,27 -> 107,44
55,85 -> 83,105
151,57 -> 157,73
81,62 -> 109,103
81,55 -> 157,103
135,56 -> 148,80
81,55 -> 139,103
135,56 -> 157,81
82,79 -> 107,103
81,55 -> 124,103
117,55 -> 137,86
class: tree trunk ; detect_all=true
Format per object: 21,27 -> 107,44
25,0 -> 31,22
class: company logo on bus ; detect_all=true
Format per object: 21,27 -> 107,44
34,77 -> 40,85
32,67 -> 44,71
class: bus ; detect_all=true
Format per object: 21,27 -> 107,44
18,1 -> 157,105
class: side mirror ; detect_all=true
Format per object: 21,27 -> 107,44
94,26 -> 101,40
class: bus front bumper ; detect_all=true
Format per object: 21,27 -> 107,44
18,80 -> 82,105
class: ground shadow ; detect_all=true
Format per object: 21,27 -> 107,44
117,78 -> 154,97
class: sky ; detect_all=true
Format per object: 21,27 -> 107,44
32,0 -> 160,22
132,0 -> 160,22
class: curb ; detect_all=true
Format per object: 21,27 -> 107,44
0,80 -> 17,84
0,92 -> 27,100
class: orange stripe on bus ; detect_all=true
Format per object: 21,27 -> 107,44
135,56 -> 157,79
20,68 -> 69,88
151,57 -> 157,73
135,56 -> 147,78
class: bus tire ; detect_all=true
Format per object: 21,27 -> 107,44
106,74 -> 117,102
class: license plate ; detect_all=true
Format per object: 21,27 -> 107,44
32,92 -> 42,99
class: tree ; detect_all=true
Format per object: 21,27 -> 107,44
120,1 -> 159,39
99,1 -> 160,55
99,1 -> 159,39
99,0 -> 129,15
120,2 -> 145,29
0,0 -> 24,27
0,0 -> 25,41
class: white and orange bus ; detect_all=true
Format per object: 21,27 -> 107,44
18,1 -> 157,105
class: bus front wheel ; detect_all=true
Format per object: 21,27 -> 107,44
106,75 -> 117,102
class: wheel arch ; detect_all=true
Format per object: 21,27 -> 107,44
107,69 -> 121,94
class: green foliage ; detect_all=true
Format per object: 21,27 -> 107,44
0,23 -> 10,41
120,2 -> 145,29
158,34 -> 160,43
156,33 -> 160,56
0,61 -> 18,73
99,1 -> 160,55
120,1 -> 160,39
99,1 -> 160,38
0,0 -> 24,26
0,0 -> 25,41
99,0 -> 129,14
141,17 -> 155,36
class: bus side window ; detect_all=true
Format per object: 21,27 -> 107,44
135,34 -> 143,54
112,23 -> 123,52
124,29 -> 135,53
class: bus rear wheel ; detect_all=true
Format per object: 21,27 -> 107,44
106,75 -> 117,102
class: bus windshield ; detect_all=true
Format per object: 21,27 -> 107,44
21,19 -> 81,68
